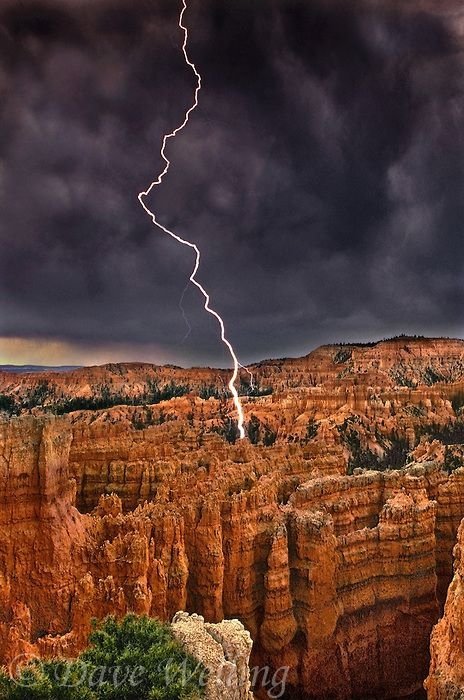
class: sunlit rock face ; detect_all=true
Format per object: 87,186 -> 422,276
171,612 -> 254,700
1,338 -> 464,697
426,518 -> 464,700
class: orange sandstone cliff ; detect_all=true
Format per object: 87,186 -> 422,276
426,516 -> 464,700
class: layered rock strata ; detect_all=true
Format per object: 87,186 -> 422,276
426,519 -> 464,699
1,415 -> 463,697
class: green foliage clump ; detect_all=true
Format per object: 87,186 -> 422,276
262,425 -> 277,447
451,392 -> 464,416
333,348 -> 352,365
238,381 -> 272,397
198,385 -> 224,400
53,381 -> 191,416
332,334 -> 426,348
416,420 -> 464,446
131,407 -> 170,431
343,428 -> 379,474
247,415 -> 261,445
212,417 -> 240,444
404,404 -> 426,418
145,380 -> 190,404
212,413 -> 276,446
444,447 -> 463,474
21,381 -> 54,410
305,419 -> 319,441
245,415 -> 276,446
389,368 -> 416,388
423,367 -> 447,386
54,383 -> 132,415
0,660 -> 95,700
338,418 -> 409,474
381,432 -> 409,469
0,395 -> 19,417
0,615 -> 206,700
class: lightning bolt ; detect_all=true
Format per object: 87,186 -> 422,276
138,0 -> 248,439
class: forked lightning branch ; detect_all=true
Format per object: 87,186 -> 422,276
138,0 -> 248,439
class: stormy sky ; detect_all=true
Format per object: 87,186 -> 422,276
1,0 -> 464,367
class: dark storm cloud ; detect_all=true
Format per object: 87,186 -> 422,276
1,0 -> 464,365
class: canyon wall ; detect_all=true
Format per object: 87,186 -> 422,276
426,518 -> 464,700
1,414 -> 464,697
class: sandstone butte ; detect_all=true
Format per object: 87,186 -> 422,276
2,336 -> 464,698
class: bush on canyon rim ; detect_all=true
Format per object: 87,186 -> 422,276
0,615 -> 206,700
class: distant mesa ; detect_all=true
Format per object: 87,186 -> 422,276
0,365 -> 81,374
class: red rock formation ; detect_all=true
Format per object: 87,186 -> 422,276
0,414 -> 454,697
426,518 -> 464,699
1,338 -> 464,697
0,418 -> 88,661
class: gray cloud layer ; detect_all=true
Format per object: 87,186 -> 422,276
1,0 -> 464,365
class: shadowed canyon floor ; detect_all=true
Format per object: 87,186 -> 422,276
2,337 -> 464,698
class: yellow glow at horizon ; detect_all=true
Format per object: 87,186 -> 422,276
0,337 -> 167,367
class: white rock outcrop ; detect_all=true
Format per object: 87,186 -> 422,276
171,611 -> 254,700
